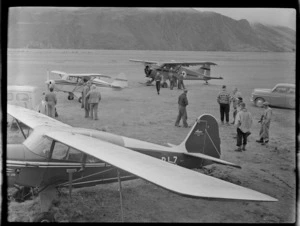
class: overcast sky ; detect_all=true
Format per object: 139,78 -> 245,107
195,8 -> 296,30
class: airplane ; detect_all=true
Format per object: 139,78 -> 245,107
45,70 -> 128,102
129,59 -> 223,87
7,104 -> 277,222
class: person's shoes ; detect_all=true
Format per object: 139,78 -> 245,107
242,145 -> 246,151
226,122 -> 230,126
256,139 -> 263,143
220,121 -> 224,125
235,147 -> 242,152
175,125 -> 181,127
94,118 -> 99,120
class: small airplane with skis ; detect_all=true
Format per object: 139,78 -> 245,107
45,70 -> 128,102
7,104 -> 277,222
129,59 -> 223,87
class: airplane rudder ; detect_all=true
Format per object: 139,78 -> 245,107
183,114 -> 220,158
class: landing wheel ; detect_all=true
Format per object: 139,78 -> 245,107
255,98 -> 265,108
12,186 -> 32,202
78,97 -> 82,103
33,212 -> 55,222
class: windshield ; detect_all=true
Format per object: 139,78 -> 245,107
23,130 -> 51,158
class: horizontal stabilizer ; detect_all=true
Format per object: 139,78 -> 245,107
184,152 -> 241,169
111,73 -> 128,88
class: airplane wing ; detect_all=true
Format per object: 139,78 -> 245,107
45,130 -> 277,202
129,59 -> 159,65
160,62 -> 217,67
7,104 -> 71,129
51,70 -> 111,79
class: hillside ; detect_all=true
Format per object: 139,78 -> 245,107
8,7 -> 296,52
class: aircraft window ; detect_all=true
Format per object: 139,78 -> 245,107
16,93 -> 29,101
273,87 -> 287,93
52,141 -> 83,162
7,93 -> 13,101
86,154 -> 102,163
23,131 -> 52,158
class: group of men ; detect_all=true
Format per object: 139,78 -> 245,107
43,80 -> 102,120
81,80 -> 102,120
216,85 -> 272,152
174,84 -> 273,152
155,71 -> 185,95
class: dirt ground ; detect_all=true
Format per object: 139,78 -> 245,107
6,50 -> 296,223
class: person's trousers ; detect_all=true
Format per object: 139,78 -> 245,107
259,122 -> 270,141
89,103 -> 99,120
156,81 -> 161,93
47,102 -> 56,118
219,103 -> 230,122
175,105 -> 188,127
236,128 -> 248,147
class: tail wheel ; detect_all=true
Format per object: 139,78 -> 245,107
255,98 -> 265,108
33,212 -> 55,222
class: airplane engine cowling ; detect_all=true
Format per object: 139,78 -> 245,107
144,66 -> 152,76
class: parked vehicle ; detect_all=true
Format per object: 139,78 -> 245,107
250,83 -> 295,109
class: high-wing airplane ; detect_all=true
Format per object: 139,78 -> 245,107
45,70 -> 128,102
129,59 -> 223,87
7,105 -> 277,222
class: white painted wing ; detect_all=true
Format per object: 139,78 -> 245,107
45,131 -> 277,202
129,59 -> 159,65
51,70 -> 111,78
7,104 -> 71,129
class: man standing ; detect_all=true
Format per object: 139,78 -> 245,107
175,89 -> 189,128
169,73 -> 174,90
82,81 -> 91,118
85,85 -> 101,120
231,87 -> 242,124
256,102 -> 272,145
45,85 -> 57,118
155,72 -> 162,95
217,85 -> 231,125
234,102 -> 253,151
178,72 -> 185,90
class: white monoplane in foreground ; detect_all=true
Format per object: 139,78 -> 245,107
45,70 -> 128,102
7,104 -> 277,222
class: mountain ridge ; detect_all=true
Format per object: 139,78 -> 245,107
8,8 -> 295,52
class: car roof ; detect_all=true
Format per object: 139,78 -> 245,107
8,85 -> 38,92
275,83 -> 295,88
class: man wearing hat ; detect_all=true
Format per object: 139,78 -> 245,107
256,101 -> 272,145
234,102 -> 253,151
85,84 -> 101,120
175,89 -> 189,128
44,84 -> 57,118
217,85 -> 231,125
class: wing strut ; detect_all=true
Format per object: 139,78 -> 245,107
117,169 -> 124,222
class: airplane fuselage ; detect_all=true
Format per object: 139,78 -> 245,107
7,126 -> 212,191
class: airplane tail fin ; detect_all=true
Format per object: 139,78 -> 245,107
178,114 -> 221,159
111,73 -> 128,88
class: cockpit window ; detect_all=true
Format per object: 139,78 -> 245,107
52,141 -> 83,162
23,130 -> 52,158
